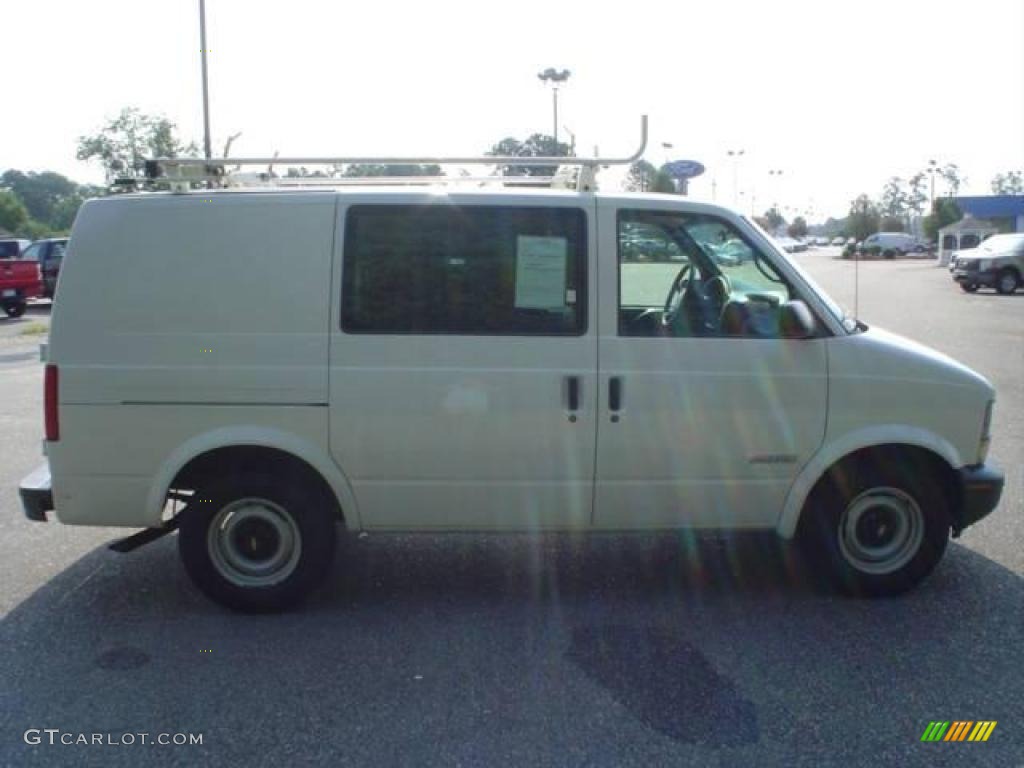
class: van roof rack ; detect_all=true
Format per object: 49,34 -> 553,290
142,116 -> 648,193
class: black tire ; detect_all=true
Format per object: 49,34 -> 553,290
797,451 -> 950,596
995,268 -> 1019,295
883,249 -> 895,259
959,283 -> 978,293
179,472 -> 338,612
3,300 -> 26,318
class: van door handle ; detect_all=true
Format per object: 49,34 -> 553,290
609,377 -> 623,412
566,376 -> 580,412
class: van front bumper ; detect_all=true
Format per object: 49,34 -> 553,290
19,463 -> 53,522
955,463 -> 1004,534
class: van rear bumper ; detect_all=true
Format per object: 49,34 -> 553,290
956,463 -> 1004,533
19,463 -> 53,522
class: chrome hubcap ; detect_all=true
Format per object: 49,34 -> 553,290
207,498 -> 301,587
838,487 -> 924,575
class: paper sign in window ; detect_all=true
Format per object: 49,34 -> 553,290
515,236 -> 567,309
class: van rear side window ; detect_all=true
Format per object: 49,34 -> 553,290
341,205 -> 587,335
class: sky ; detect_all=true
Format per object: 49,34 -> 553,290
2,0 -> 1023,221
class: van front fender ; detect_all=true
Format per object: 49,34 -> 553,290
776,425 -> 962,539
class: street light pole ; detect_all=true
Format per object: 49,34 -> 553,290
199,0 -> 212,161
768,168 -> 783,211
927,159 -> 937,208
537,68 -> 571,150
727,149 -> 744,206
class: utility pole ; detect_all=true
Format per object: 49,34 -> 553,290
199,0 -> 212,160
537,68 -> 571,150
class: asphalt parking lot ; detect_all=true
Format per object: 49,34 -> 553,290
1,248 -> 1021,767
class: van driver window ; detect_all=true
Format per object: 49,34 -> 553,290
618,210 -> 795,338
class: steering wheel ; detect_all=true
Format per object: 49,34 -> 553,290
661,263 -> 691,327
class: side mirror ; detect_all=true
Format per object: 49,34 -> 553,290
779,300 -> 817,339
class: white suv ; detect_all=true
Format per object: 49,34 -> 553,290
19,178 -> 1003,611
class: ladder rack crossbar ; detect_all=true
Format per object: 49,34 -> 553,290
150,116 -> 647,174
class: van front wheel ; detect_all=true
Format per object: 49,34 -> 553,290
797,455 -> 950,596
178,473 -> 337,612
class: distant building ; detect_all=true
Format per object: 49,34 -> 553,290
954,195 -> 1024,234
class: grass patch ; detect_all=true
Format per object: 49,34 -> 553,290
18,322 -> 49,337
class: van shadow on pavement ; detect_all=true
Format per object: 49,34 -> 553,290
1,532 -> 1021,766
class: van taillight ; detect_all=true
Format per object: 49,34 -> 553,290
44,364 -> 59,441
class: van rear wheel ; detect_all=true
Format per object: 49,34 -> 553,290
178,472 -> 337,612
797,454 -> 950,596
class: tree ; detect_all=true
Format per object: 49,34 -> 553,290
880,176 -> 907,219
488,134 -> 571,177
879,216 -> 904,232
0,190 -> 30,234
0,170 -> 77,224
846,194 -> 880,241
763,207 -> 786,233
923,198 -> 961,241
787,216 -> 808,238
991,171 -> 1024,194
938,163 -> 964,197
906,172 -> 928,217
343,164 -> 442,177
625,160 -> 656,192
76,107 -> 198,181
625,161 -> 675,193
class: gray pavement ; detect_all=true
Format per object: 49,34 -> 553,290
1,249 -> 1021,767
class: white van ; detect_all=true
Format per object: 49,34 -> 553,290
18,151 -> 1003,611
861,232 -> 918,257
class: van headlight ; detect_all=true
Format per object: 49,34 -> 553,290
978,400 -> 994,464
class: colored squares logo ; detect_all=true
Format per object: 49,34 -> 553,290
921,721 -> 997,742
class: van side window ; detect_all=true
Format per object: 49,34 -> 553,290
618,209 -> 794,338
342,205 -> 587,335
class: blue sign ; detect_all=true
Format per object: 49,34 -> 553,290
663,159 -> 706,180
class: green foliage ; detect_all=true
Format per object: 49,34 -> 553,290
624,161 -> 676,193
0,190 -> 30,234
938,164 -> 964,196
906,172 -> 928,215
488,134 -> 571,177
343,164 -> 442,177
879,216 -> 904,232
76,107 -> 198,181
990,171 -> 1023,194
923,198 -> 961,241
0,170 -> 101,236
0,170 -> 77,223
763,207 -> 786,233
787,216 -> 808,238
880,176 -> 906,218
846,194 -> 880,241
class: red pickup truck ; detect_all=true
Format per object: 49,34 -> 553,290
0,251 -> 43,318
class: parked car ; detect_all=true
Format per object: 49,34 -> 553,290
830,236 -> 845,247
951,233 -> 1024,294
19,174 -> 1003,611
0,238 -> 32,259
21,238 -> 68,298
0,257 -> 43,317
860,232 -> 917,258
